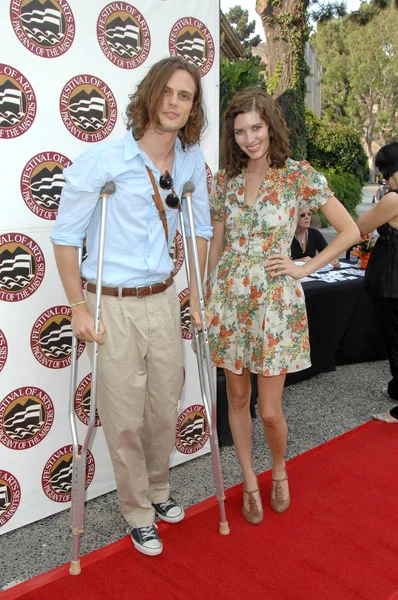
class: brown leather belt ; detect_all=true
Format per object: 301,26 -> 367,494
86,275 -> 173,298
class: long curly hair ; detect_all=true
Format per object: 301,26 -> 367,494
125,57 -> 206,148
221,88 -> 291,179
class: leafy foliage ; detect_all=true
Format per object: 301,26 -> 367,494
225,6 -> 261,57
306,110 -> 369,183
311,4 -> 398,179
276,89 -> 307,160
310,0 -> 347,23
220,56 -> 265,119
317,169 -> 363,226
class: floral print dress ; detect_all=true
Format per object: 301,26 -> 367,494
205,159 -> 334,376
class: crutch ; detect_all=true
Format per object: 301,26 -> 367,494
179,181 -> 230,535
68,181 -> 116,575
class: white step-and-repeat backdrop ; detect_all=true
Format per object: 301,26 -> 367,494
0,0 -> 219,534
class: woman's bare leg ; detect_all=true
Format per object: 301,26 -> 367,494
257,374 -> 289,501
224,368 -> 262,511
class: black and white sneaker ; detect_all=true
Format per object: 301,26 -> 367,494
130,524 -> 163,556
152,497 -> 185,523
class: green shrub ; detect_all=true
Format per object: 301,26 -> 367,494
276,88 -> 307,161
317,169 -> 363,226
306,110 -> 369,184
220,56 -> 265,119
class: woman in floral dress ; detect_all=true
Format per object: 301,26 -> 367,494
206,89 -> 359,525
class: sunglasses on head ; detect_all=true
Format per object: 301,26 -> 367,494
159,171 -> 180,209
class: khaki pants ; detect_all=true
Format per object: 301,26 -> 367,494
86,285 -> 184,528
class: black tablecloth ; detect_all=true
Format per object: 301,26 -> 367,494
216,263 -> 387,445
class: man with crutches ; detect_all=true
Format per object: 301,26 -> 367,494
51,56 -> 213,557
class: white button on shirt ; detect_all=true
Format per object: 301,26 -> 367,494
51,131 -> 213,287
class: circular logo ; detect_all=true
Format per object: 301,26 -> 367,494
60,74 -> 117,142
0,233 -> 45,302
42,445 -> 95,503
169,17 -> 215,77
10,0 -> 75,58
179,287 -> 192,340
205,163 -> 212,194
0,386 -> 54,450
170,230 -> 184,277
0,64 -> 36,139
175,404 -> 209,455
21,151 -> 72,220
30,305 -> 85,369
74,374 -> 101,427
0,330 -> 8,373
97,3 -> 151,69
0,470 -> 21,528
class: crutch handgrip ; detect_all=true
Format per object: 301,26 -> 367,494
182,181 -> 195,196
99,181 -> 116,197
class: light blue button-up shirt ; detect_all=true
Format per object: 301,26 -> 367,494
51,131 -> 213,287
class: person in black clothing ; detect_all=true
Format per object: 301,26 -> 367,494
357,140 -> 398,422
290,207 -> 341,267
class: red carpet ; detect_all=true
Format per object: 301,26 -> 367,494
3,421 -> 398,600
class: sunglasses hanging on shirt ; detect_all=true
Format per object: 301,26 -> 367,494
159,170 -> 180,209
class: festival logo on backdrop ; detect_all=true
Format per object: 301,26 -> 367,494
179,288 -> 192,340
30,305 -> 85,369
21,151 -> 72,220
0,330 -> 8,373
97,3 -> 151,69
10,0 -> 75,58
74,374 -> 101,428
42,445 -> 95,503
169,17 -> 215,77
175,405 -> 209,455
0,470 -> 21,528
0,233 -> 45,302
170,231 -> 184,277
0,387 -> 54,451
60,75 -> 117,142
205,163 -> 212,194
0,64 -> 36,139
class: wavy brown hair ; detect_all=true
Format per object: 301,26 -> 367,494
221,88 -> 291,179
125,57 -> 206,148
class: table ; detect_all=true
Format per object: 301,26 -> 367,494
216,263 -> 387,446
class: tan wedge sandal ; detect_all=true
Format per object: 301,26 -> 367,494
270,469 -> 290,514
242,485 -> 263,525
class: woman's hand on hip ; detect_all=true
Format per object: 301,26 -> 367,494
265,255 -> 307,280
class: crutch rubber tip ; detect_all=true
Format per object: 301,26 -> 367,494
219,521 -> 230,535
69,560 -> 81,575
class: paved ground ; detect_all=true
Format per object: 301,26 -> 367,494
1,184 -> 392,592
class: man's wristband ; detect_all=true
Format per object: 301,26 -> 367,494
70,300 -> 86,308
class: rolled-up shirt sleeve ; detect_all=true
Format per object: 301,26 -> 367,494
182,146 -> 213,240
50,151 -> 107,247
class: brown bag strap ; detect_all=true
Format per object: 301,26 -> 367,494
146,166 -> 168,245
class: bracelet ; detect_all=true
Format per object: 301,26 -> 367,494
70,300 -> 86,308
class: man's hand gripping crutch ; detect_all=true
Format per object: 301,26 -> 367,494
179,181 -> 230,535
67,181 -> 116,575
